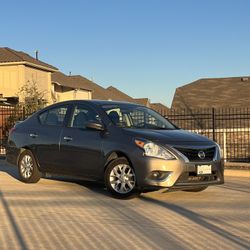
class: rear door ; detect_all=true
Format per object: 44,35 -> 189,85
32,104 -> 70,173
59,103 -> 104,178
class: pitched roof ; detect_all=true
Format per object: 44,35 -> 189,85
134,98 -> 151,107
151,103 -> 169,114
172,76 -> 250,109
52,72 -> 113,99
106,86 -> 135,102
79,78 -> 110,100
52,72 -> 92,91
106,87 -> 156,107
0,47 -> 58,71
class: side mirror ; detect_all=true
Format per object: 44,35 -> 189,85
85,121 -> 105,131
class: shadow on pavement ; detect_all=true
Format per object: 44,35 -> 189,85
0,159 -> 108,195
0,159 -> 20,180
0,192 -> 29,250
139,195 -> 250,249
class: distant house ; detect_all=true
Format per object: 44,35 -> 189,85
106,86 -> 135,102
134,98 -> 151,107
151,103 -> 169,114
0,47 -> 58,104
51,72 -> 92,102
105,86 -> 171,113
106,87 -> 168,110
172,77 -> 250,109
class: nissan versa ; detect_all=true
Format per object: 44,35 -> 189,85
6,100 -> 224,198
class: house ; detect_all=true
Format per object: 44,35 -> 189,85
172,76 -> 250,109
105,86 -> 171,113
51,72 -> 92,102
134,98 -> 151,107
150,103 -> 169,115
0,47 -> 58,104
106,86 -> 136,102
106,87 -> 167,110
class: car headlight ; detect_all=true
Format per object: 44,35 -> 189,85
135,139 -> 176,160
215,143 -> 223,158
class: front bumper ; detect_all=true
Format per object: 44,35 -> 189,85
132,155 -> 224,190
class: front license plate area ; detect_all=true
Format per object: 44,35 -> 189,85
197,165 -> 212,175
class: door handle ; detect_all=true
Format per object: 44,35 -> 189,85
63,136 -> 73,141
29,133 -> 38,138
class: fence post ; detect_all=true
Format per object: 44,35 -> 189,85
212,108 -> 216,141
223,131 -> 227,162
22,106 -> 26,120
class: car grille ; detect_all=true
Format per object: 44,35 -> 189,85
174,147 -> 216,162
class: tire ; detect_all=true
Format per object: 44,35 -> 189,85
18,150 -> 41,183
184,186 -> 208,192
104,157 -> 140,199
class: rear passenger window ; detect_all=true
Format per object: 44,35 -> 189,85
39,106 -> 68,126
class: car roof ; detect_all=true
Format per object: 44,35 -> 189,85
48,99 -> 143,107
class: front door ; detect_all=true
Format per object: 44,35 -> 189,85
59,104 -> 104,178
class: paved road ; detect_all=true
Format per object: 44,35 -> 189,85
0,160 -> 249,250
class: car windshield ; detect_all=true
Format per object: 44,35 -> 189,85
101,104 -> 177,130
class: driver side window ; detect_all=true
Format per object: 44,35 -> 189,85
70,104 -> 101,129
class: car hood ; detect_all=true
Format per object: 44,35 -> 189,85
123,128 -> 215,147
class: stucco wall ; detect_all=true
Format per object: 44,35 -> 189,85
74,89 -> 92,100
0,64 -> 53,103
56,89 -> 92,102
24,66 -> 52,103
0,65 -> 25,97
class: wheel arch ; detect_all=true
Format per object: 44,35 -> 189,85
103,151 -> 134,174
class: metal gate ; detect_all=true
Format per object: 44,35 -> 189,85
0,105 -> 25,156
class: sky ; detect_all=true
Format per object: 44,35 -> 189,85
1,0 -> 250,106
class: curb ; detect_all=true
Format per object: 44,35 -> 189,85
224,169 -> 250,178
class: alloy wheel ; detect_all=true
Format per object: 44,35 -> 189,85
109,164 -> 136,194
20,154 -> 34,179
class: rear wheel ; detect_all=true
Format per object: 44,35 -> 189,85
18,150 -> 41,183
184,186 -> 208,192
104,157 -> 140,199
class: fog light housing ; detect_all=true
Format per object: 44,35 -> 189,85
148,171 -> 172,181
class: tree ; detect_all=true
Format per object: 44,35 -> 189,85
3,80 -> 47,138
18,80 -> 47,115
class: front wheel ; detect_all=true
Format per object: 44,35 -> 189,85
18,150 -> 41,183
104,157 -> 140,199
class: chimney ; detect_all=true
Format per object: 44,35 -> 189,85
35,50 -> 39,60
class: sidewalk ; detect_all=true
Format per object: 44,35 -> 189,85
224,169 -> 250,178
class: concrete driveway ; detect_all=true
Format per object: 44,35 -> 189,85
0,160 -> 249,250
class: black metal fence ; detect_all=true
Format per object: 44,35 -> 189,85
1,105 -> 250,162
0,105 -> 25,155
162,108 -> 250,162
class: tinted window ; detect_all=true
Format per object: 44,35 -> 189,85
101,104 -> 176,130
39,105 -> 68,126
70,104 -> 101,129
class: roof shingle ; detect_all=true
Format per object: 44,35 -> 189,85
0,47 -> 58,71
106,86 -> 135,102
151,103 -> 169,114
52,72 -> 112,98
172,77 -> 250,109
52,72 -> 93,91
134,98 -> 151,107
